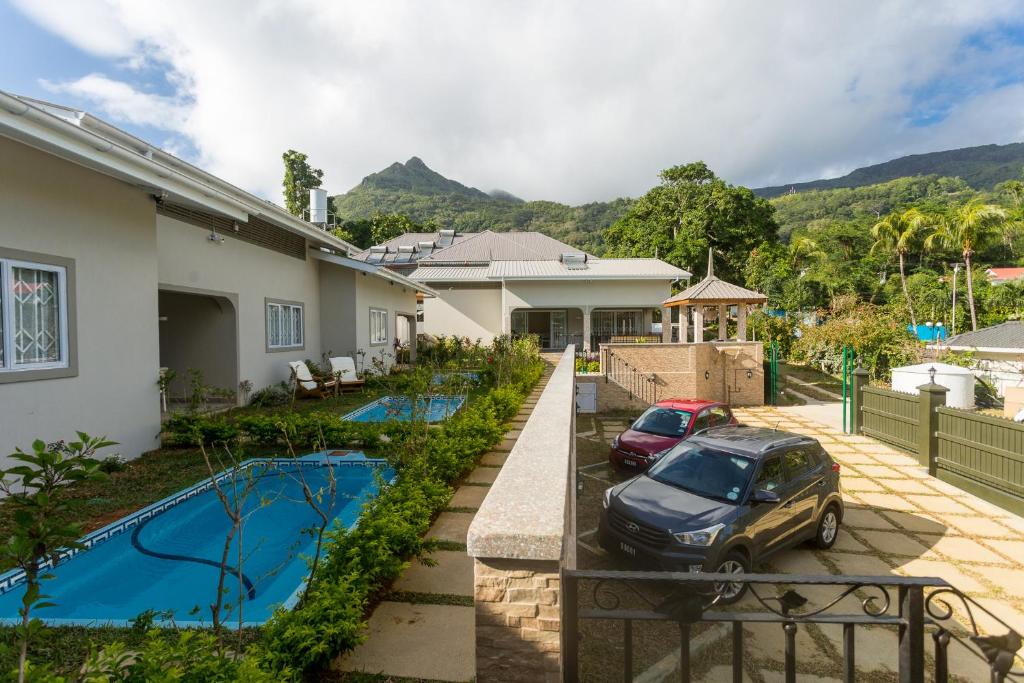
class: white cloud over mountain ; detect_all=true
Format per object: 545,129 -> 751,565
13,0 -> 1024,204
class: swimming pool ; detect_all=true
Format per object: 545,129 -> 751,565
0,453 -> 392,627
343,395 -> 465,423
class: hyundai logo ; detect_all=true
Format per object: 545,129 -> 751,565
625,522 -> 640,534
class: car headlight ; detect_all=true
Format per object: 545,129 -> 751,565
653,447 -> 672,460
611,436 -> 620,449
672,523 -> 725,547
602,488 -> 612,509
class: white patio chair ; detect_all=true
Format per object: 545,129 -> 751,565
329,356 -> 366,393
288,360 -> 336,399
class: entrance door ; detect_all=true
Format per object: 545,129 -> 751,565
550,310 -> 567,349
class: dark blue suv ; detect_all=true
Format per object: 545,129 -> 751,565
599,425 -> 843,602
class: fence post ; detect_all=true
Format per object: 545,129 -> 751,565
851,364 -> 869,435
917,381 -> 948,473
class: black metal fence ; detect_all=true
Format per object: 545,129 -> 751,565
562,570 -> 1023,683
603,350 -> 658,405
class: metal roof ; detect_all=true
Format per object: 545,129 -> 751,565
663,249 -> 766,305
420,230 -> 589,263
945,321 -> 1024,350
409,258 -> 687,282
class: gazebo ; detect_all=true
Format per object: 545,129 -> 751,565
661,249 -> 767,343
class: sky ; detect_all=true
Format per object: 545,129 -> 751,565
4,0 -> 1024,206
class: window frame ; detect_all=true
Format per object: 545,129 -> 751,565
369,307 -> 388,346
0,249 -> 77,384
265,298 -> 305,352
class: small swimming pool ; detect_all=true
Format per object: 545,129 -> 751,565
0,453 -> 392,627
343,395 -> 465,423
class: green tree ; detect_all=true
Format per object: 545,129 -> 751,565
924,200 -> 1007,331
370,212 -> 419,245
603,162 -> 778,282
282,150 -> 325,217
870,208 -> 932,328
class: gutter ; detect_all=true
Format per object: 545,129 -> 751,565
0,91 -> 359,256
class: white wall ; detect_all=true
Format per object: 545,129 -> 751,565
422,286 -> 503,343
0,137 -> 160,461
354,272 -> 419,373
503,279 -> 670,310
156,214 -> 322,394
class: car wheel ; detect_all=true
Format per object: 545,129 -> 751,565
814,505 -> 840,549
712,551 -> 750,605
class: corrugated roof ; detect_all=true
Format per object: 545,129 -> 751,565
945,321 -> 1024,350
987,267 -> 1024,282
663,276 -> 767,305
420,230 -> 588,263
488,259 -> 688,279
409,258 -> 687,282
405,266 -> 492,282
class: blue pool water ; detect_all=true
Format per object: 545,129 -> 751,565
343,395 -> 465,423
0,455 -> 392,627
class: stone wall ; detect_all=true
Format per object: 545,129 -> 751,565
468,347 -> 576,682
474,558 -> 561,681
575,374 -> 648,412
601,341 -> 765,406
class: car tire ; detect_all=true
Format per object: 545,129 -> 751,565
712,551 -> 750,605
813,504 -> 841,549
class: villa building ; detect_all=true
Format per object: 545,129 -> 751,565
357,229 -> 689,350
0,92 -> 431,462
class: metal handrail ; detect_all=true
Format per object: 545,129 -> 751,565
602,350 -> 658,405
562,569 -> 1024,683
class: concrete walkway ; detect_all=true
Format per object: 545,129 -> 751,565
334,366 -> 553,682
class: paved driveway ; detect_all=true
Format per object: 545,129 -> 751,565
576,408 -> 1024,682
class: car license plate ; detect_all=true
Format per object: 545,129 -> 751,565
624,459 -> 638,467
619,541 -> 636,557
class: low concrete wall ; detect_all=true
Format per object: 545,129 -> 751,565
467,347 -> 576,682
601,341 -> 764,406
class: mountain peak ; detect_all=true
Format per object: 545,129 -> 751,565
351,157 -> 490,199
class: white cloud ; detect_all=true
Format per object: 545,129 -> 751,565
14,0 -> 1024,204
40,73 -> 190,131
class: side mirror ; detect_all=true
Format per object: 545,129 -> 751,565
751,489 -> 780,504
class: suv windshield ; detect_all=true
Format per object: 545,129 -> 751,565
647,444 -> 755,503
631,407 -> 693,437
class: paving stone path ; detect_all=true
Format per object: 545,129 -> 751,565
576,407 -> 1024,682
334,365 -> 553,682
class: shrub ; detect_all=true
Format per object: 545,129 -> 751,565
161,414 -> 240,447
248,382 -> 291,408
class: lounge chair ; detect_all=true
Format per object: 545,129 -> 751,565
329,356 -> 366,393
289,361 -> 337,399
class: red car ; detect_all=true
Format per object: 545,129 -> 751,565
608,398 -> 737,471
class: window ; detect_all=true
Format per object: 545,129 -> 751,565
755,457 -> 786,491
708,406 -> 732,427
370,308 -> 388,345
266,300 -> 303,350
0,257 -> 70,375
783,449 -> 811,477
692,409 -> 711,433
631,406 -> 693,437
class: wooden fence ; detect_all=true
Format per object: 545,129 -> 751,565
853,369 -> 1024,515
935,407 -> 1024,515
860,386 -> 919,454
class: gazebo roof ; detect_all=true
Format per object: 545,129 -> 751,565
663,249 -> 767,307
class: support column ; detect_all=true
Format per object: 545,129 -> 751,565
693,306 -> 704,343
737,305 -> 747,341
917,380 -> 949,474
408,314 -> 417,363
661,306 -> 672,343
718,304 -> 728,341
582,306 -> 593,351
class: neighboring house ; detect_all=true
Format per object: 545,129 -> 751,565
985,267 -> 1024,284
0,91 -> 432,461
356,230 -> 689,349
934,321 -> 1024,397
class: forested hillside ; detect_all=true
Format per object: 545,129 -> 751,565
755,142 -> 1024,198
330,157 -> 629,253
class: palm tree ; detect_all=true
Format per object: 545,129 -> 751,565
871,208 -> 930,328
788,236 -> 825,273
924,200 -> 1007,331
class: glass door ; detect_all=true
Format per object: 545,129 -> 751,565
550,310 -> 567,349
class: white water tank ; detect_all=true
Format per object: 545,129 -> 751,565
891,362 -> 975,409
309,188 -> 328,224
